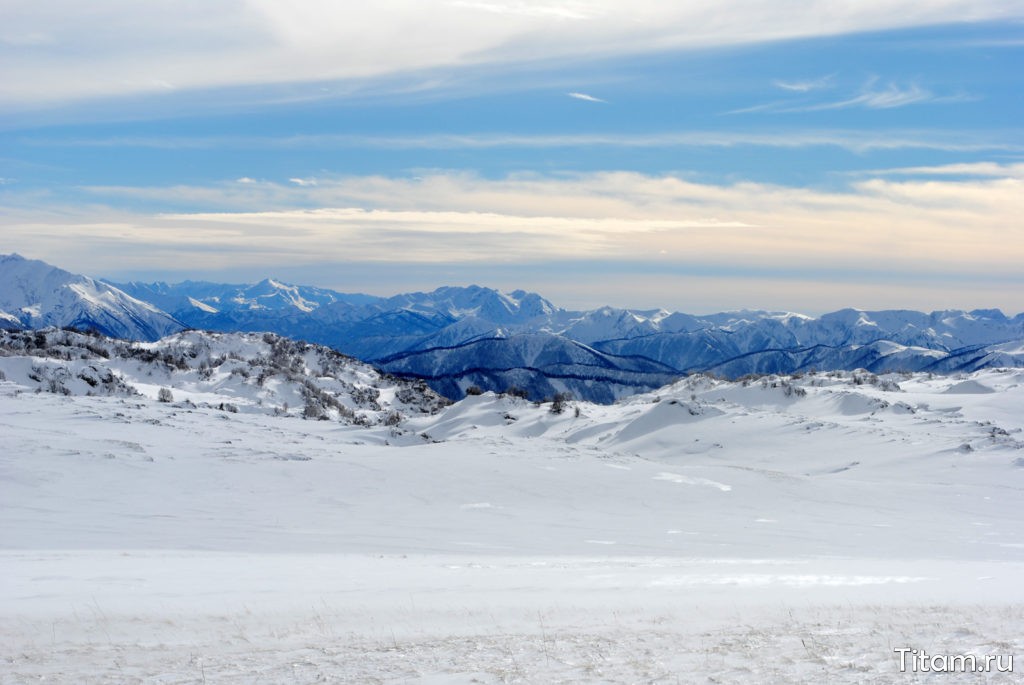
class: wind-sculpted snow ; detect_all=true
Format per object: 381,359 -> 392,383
2,361 -> 1024,682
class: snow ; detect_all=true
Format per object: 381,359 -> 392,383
0,254 -> 184,340
8,255 -> 1023,403
1,345 -> 1023,682
946,379 -> 997,394
995,341 -> 1024,355
187,296 -> 218,313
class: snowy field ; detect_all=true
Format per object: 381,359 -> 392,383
2,365 -> 1023,683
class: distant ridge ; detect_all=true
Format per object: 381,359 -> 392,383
3,254 -> 1022,402
110,270 -> 1024,400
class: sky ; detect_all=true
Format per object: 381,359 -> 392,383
1,0 -> 1023,314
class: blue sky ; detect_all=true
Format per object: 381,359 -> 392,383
1,1 -> 1022,313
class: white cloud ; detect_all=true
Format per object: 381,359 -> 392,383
4,169 -> 1019,278
1,1 -> 1021,108
567,92 -> 607,103
288,177 -> 318,186
861,162 -> 1024,178
724,101 -> 786,115
804,81 -> 934,111
448,1 -> 594,20
5,168 -> 1022,311
773,75 -> 834,92
22,130 -> 1020,154
732,79 -> 974,114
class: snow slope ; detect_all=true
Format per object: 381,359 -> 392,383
2,340 -> 1022,682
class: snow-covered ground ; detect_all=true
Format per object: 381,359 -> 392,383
2,358 -> 1023,682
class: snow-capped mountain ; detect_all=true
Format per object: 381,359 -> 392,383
112,280 -> 562,356
110,274 -> 1024,365
375,332 -> 680,403
111,278 -> 379,329
592,308 -> 1024,376
382,285 -> 555,323
558,306 -> 669,343
6,254 -> 1024,403
0,254 -> 184,341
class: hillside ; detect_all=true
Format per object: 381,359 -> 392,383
0,328 -> 448,425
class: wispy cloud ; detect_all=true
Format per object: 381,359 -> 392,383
731,78 -> 975,114
288,177 -> 318,187
858,162 -> 1024,178
20,130 -> 1021,155
2,1 -> 1020,108
773,74 -> 834,93
725,100 -> 790,115
567,92 -> 607,103
6,168 -> 1021,311
799,81 -> 935,111
5,169 -> 1018,274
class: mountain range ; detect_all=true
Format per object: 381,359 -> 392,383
2,252 -> 1023,402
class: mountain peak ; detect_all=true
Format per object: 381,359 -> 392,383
0,254 -> 185,340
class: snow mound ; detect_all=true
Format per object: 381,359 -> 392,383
945,379 -> 996,394
612,399 -> 725,444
